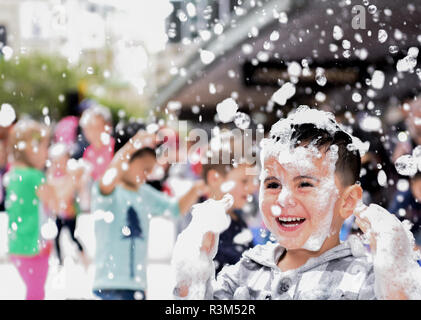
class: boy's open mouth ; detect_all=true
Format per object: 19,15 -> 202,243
276,216 -> 306,231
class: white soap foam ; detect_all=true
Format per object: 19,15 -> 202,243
233,228 -> 254,245
101,168 -> 118,186
0,103 -> 16,127
49,143 -> 68,160
371,70 -> 385,90
395,154 -> 418,176
357,203 -> 421,299
271,82 -> 296,106
171,194 -> 233,299
220,180 -> 236,193
216,98 -> 239,123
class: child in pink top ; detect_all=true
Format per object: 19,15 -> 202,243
79,105 -> 115,181
83,138 -> 115,181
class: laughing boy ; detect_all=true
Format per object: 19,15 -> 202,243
172,106 -> 421,300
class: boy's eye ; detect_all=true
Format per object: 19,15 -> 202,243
298,181 -> 314,188
266,182 -> 281,189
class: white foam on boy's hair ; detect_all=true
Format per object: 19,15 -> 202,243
261,105 -> 368,163
260,106 -> 338,162
171,194 -> 233,299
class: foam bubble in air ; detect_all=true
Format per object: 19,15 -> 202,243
0,103 -> 16,127
396,47 -> 418,73
395,154 -> 418,176
102,168 -> 118,186
233,228 -> 253,245
49,143 -> 68,160
200,49 -> 215,65
220,180 -> 236,193
371,70 -> 385,90
41,218 -> 58,240
216,98 -> 238,123
271,82 -> 296,106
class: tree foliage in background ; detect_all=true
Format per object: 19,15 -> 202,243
0,52 -> 148,123
0,52 -> 80,120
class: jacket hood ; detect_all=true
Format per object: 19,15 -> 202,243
243,239 -> 358,273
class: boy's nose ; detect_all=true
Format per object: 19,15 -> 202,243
277,189 -> 297,208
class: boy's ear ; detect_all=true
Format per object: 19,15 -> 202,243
339,184 -> 363,219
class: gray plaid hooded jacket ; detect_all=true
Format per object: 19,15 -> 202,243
198,237 -> 376,300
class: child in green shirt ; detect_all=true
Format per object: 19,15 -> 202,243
5,119 -> 56,300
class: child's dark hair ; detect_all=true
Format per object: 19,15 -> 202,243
114,121 -> 156,161
201,131 -> 254,183
289,123 -> 361,186
202,162 -> 232,184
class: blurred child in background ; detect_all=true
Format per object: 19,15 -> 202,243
80,104 -> 114,181
91,122 -> 207,300
0,122 -> 14,212
78,105 -> 114,212
46,143 -> 91,267
178,130 -> 258,275
5,119 -> 56,300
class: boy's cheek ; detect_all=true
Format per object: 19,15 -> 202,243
260,198 -> 278,219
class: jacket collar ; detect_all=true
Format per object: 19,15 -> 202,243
243,240 -> 353,272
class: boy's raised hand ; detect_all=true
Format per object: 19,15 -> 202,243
354,203 -> 421,299
130,130 -> 157,150
194,193 -> 234,258
354,203 -> 415,258
177,180 -> 210,216
100,130 -> 158,195
200,232 -> 217,255
116,130 -> 157,160
172,194 -> 234,299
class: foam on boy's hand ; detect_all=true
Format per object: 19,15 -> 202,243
190,193 -> 233,234
171,194 -> 234,299
353,202 -> 421,299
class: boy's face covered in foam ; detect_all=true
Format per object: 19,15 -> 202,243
260,146 -> 343,251
258,105 -> 363,251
